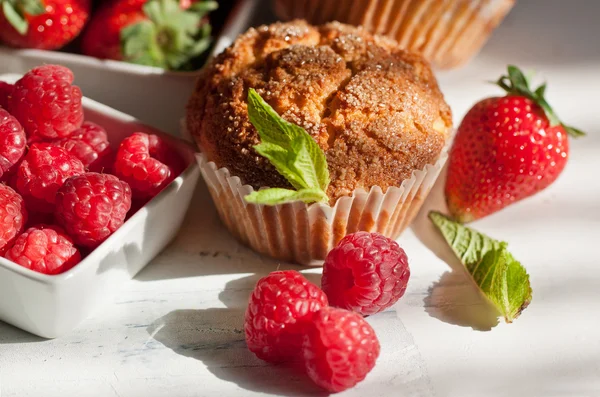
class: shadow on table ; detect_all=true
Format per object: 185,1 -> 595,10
147,272 -> 326,396
135,182 -> 288,282
411,166 -> 499,331
0,322 -> 47,344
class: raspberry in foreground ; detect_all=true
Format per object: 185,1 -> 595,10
302,307 -> 380,393
322,232 -> 410,316
51,121 -> 113,172
56,173 -> 132,248
7,65 -> 84,141
4,225 -> 81,275
0,185 -> 27,254
13,144 -> 85,213
0,81 -> 13,109
0,108 -> 26,181
245,270 -> 328,363
114,132 -> 184,199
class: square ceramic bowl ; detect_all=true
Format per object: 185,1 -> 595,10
0,0 -> 257,135
0,74 -> 200,339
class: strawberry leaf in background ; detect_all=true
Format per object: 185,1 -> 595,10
429,211 -> 532,323
2,2 -> 28,34
1,0 -> 45,35
120,0 -> 218,70
20,0 -> 44,15
245,89 -> 330,205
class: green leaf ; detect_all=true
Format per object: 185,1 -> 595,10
245,89 -> 330,206
2,2 -> 28,35
563,124 -> 586,138
429,211 -> 532,323
245,188 -> 328,206
21,0 -> 45,15
121,20 -> 164,67
189,0 -> 218,13
120,0 -> 216,70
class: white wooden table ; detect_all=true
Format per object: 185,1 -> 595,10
1,1 -> 599,396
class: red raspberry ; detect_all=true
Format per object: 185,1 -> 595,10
303,307 -> 380,393
4,225 -> 81,275
56,173 -> 132,248
114,132 -> 184,199
245,270 -> 328,363
0,185 -> 27,254
7,65 -> 84,141
322,232 -> 410,316
14,143 -> 85,213
51,122 -> 113,172
0,108 -> 26,181
0,81 -> 13,109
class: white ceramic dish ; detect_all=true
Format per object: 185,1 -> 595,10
0,74 -> 200,339
0,0 -> 258,135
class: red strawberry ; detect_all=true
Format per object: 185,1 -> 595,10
80,0 -> 217,70
445,65 -> 584,222
0,0 -> 91,50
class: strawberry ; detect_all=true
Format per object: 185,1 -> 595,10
445,65 -> 584,223
80,0 -> 217,70
0,0 -> 91,50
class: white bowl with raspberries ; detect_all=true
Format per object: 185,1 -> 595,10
0,67 -> 200,338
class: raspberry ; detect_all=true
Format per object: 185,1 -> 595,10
0,81 -> 13,109
51,121 -> 113,172
114,132 -> 184,199
322,232 -> 410,316
0,108 -> 26,181
7,65 -> 84,141
0,185 -> 27,254
14,143 -> 85,213
4,225 -> 81,275
302,307 -> 380,393
56,173 -> 132,248
245,270 -> 328,363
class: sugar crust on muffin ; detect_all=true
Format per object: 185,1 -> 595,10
187,20 -> 452,202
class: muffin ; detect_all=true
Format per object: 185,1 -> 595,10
273,0 -> 515,69
187,20 -> 452,265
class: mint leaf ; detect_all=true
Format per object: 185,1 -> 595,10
429,211 -> 532,323
245,89 -> 330,205
245,188 -> 328,206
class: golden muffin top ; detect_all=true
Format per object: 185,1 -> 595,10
187,20 -> 452,202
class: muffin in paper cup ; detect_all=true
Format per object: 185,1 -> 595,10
197,149 -> 447,266
272,0 -> 515,69
186,21 -> 453,265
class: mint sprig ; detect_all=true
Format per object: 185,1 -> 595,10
244,89 -> 330,205
494,65 -> 585,138
429,211 -> 532,323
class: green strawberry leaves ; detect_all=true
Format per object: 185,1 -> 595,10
121,0 -> 217,70
1,0 -> 45,35
429,211 -> 532,323
244,89 -> 330,205
494,65 -> 585,138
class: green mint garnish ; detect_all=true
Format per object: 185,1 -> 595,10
494,65 -> 585,138
429,211 -> 532,323
244,89 -> 330,205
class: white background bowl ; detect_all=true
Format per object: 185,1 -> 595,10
0,74 -> 200,338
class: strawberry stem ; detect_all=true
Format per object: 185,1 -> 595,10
120,0 -> 217,71
493,65 -> 585,138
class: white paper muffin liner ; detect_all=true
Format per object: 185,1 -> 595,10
197,150 -> 447,266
